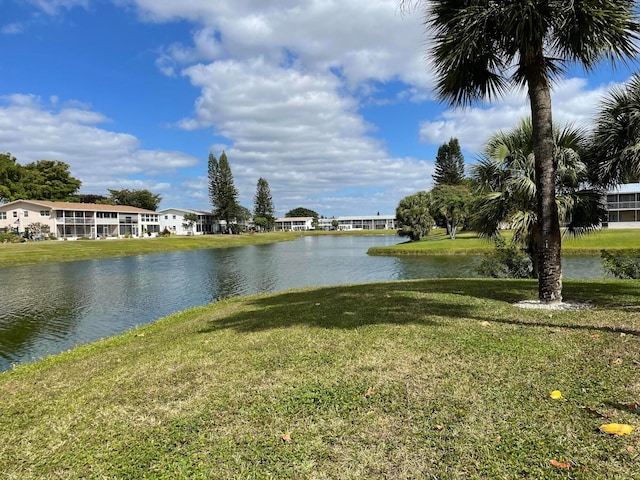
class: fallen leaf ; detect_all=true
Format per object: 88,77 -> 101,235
282,432 -> 291,442
550,390 -> 563,400
480,321 -> 490,327
435,425 -> 445,431
627,445 -> 635,453
135,333 -> 145,337
365,386 -> 375,398
550,459 -> 571,469
495,435 -> 502,442
590,334 -> 600,339
612,357 -> 623,365
599,423 -> 635,436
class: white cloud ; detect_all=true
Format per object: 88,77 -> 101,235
418,77 -> 622,155
1,23 -> 24,34
26,0 -> 89,15
0,96 -> 200,202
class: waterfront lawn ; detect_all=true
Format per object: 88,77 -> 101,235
0,232 -> 301,269
369,228 -> 640,256
1,278 -> 639,479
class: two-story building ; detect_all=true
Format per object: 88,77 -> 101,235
157,208 -> 218,235
0,200 -> 160,239
274,217 -> 315,231
317,215 -> 397,231
606,182 -> 640,228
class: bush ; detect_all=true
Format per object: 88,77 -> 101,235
159,228 -> 172,237
476,238 -> 533,278
601,250 -> 640,279
0,232 -> 20,243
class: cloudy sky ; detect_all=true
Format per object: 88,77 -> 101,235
1,1 -> 636,216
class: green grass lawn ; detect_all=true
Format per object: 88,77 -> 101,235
369,228 -> 640,256
0,232 -> 302,269
1,279 -> 638,479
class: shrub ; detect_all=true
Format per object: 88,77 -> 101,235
601,250 -> 640,279
476,238 -> 533,278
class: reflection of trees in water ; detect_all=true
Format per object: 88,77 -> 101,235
0,263 -> 86,368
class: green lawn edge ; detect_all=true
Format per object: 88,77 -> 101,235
1,278 -> 639,479
368,228 -> 640,256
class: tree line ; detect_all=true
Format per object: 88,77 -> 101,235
0,153 -> 162,210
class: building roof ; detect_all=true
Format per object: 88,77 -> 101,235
609,183 -> 640,194
275,217 -> 314,222
157,208 -> 214,216
0,199 -> 157,214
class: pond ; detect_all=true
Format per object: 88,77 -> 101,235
0,235 -> 604,371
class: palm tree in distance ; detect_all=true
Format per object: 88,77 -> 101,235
473,119 -> 606,277
401,0 -> 640,303
590,74 -> 640,187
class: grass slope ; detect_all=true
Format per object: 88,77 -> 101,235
1,279 -> 639,479
0,232 -> 301,269
369,229 -> 640,256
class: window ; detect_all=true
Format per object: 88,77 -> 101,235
0,212 -> 5,220
40,210 -> 50,216
23,211 -> 29,217
13,211 -> 17,218
164,215 -> 168,219
172,215 -> 176,219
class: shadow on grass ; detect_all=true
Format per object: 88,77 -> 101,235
199,278 -> 640,336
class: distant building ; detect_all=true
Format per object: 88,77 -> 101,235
606,183 -> 640,228
275,217 -> 314,231
0,199 -> 160,239
158,208 -> 218,235
317,215 -> 397,231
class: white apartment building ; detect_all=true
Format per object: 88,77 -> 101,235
606,183 -> 640,228
0,200 -> 160,239
317,215 -> 397,231
274,217 -> 315,231
158,208 -> 218,235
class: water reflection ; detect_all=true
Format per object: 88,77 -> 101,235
0,235 -> 604,371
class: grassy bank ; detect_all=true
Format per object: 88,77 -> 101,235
1,278 -> 638,479
369,228 -> 640,256
0,232 -> 303,269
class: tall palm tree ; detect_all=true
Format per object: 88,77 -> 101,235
401,0 -> 639,303
590,74 -> 640,187
473,119 -> 606,277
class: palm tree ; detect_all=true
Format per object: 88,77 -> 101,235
473,119 -> 606,277
589,74 -> 640,187
401,0 -> 639,303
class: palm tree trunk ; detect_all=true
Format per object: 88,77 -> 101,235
527,63 -> 563,303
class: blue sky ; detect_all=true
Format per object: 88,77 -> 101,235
1,1 -> 637,217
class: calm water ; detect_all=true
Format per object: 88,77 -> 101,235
0,235 -> 603,371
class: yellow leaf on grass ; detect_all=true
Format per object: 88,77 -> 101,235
550,390 -> 563,400
364,386 -> 375,398
550,459 -> 571,469
599,423 -> 634,436
282,432 -> 291,442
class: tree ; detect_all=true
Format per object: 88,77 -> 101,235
433,137 -> 465,185
107,189 -> 162,211
253,177 -> 275,231
208,151 -> 240,233
401,0 -> 640,303
589,74 -> 640,186
430,184 -> 472,239
285,207 -> 318,218
72,194 -> 111,204
331,218 -> 339,230
0,154 -> 81,202
396,191 -> 434,241
472,119 -> 606,277
182,213 -> 199,235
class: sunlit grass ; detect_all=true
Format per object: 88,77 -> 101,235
1,278 -> 639,479
369,228 -> 640,256
0,232 -> 301,268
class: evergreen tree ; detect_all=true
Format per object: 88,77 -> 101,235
433,138 -> 465,186
253,177 -> 275,231
208,151 -> 239,233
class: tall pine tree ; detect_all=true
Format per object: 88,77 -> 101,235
208,151 -> 240,233
432,138 -> 465,185
253,177 -> 275,231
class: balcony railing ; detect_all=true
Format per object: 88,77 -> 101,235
607,201 -> 640,210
